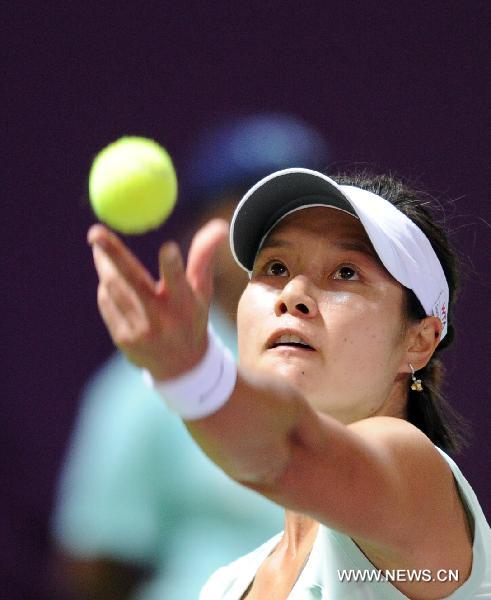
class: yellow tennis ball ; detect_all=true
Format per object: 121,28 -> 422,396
89,136 -> 178,234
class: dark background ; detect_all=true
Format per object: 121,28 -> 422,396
4,3 -> 490,598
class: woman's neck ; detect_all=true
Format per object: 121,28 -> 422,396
278,511 -> 319,556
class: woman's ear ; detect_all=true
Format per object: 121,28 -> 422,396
403,316 -> 443,371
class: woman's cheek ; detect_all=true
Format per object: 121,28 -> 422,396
239,282 -> 277,320
237,283 -> 275,366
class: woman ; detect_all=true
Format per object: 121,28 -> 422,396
89,168 -> 490,599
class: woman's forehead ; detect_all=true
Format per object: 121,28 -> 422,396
264,206 -> 372,248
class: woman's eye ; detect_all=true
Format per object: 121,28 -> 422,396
332,266 -> 359,280
265,261 -> 289,277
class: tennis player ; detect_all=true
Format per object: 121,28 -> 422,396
88,168 -> 490,599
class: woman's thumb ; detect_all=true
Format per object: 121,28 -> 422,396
186,219 -> 229,303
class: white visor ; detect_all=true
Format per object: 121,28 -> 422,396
230,168 -> 449,340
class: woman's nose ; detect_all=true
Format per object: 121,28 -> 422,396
274,276 -> 319,318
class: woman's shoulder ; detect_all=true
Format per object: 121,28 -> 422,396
430,448 -> 491,597
435,447 -> 490,526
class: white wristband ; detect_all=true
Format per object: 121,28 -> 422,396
142,325 -> 237,420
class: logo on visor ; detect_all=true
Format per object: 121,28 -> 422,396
433,292 -> 447,329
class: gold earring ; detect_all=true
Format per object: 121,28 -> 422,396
409,363 -> 423,392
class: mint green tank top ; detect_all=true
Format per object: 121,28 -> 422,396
200,448 -> 491,599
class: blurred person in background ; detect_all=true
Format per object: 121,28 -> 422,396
52,113 -> 329,599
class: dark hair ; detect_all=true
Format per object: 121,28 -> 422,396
333,171 -> 468,453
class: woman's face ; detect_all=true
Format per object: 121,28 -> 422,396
237,207 -> 413,424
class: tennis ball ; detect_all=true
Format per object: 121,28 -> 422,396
89,136 -> 178,234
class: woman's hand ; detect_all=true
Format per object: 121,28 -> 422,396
88,218 -> 229,381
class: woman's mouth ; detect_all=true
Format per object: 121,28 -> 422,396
268,333 -> 315,351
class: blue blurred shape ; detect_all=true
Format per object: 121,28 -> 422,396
183,113 -> 330,201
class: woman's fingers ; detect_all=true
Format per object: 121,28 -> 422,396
93,245 -> 147,331
186,219 -> 229,302
88,224 -> 155,295
89,220 -> 229,311
92,243 -> 117,284
97,281 -> 133,344
157,241 -> 188,298
106,274 -> 147,325
88,221 -> 225,380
